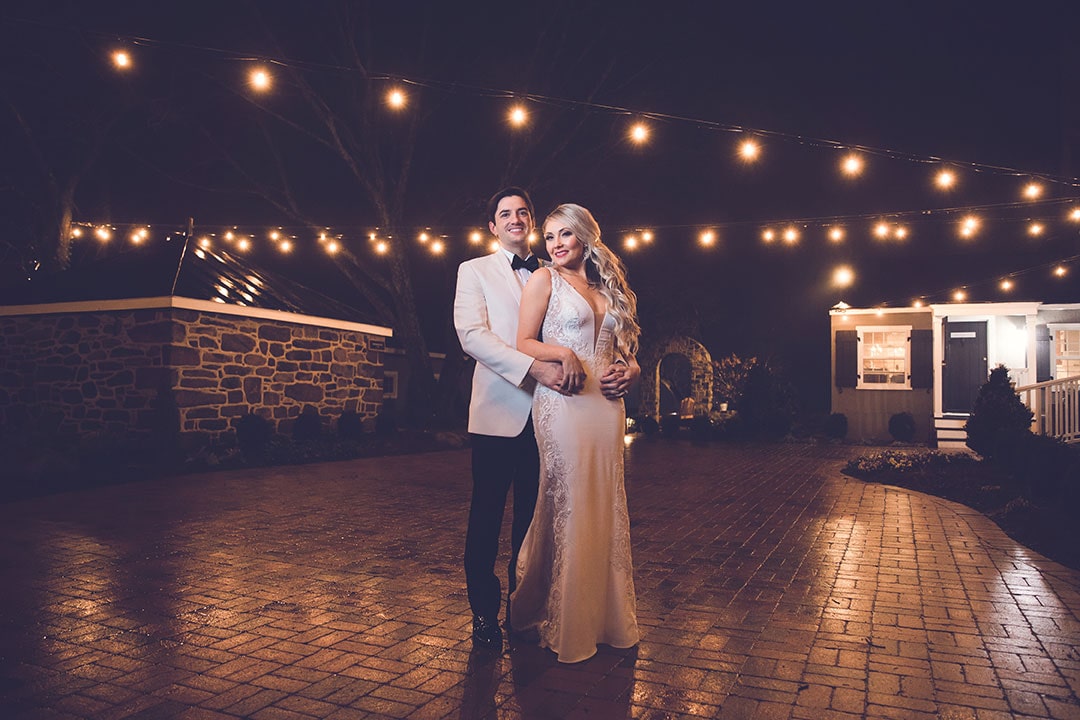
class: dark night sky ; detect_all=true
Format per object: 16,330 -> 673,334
2,0 -> 1078,412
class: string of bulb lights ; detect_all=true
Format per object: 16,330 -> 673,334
23,21 -> 1080,310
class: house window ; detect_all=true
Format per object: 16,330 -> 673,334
383,370 -> 398,399
857,326 -> 911,389
1056,327 -> 1080,378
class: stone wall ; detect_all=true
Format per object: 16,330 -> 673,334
0,303 -> 387,440
639,335 -> 714,420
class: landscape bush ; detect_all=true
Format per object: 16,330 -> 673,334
888,411 -> 916,442
823,412 -> 848,440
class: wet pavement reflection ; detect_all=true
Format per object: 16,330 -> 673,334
1,441 -> 1078,718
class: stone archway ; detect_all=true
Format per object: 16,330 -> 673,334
640,336 -> 713,420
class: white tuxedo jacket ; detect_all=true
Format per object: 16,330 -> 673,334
454,251 -> 537,436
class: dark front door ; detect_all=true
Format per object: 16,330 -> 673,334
943,320 -> 987,413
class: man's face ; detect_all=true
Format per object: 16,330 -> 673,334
489,195 -> 533,253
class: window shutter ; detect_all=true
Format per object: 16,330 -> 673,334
909,329 -> 933,389
835,330 -> 858,388
1036,325 -> 1051,382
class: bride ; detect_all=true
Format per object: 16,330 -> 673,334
510,203 -> 641,663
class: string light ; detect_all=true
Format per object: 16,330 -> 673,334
1000,278 -> 1014,291
699,229 -> 716,246
430,240 -> 445,254
386,87 -> 406,109
624,235 -> 639,250
418,231 -> 429,243
1023,182 -> 1044,200
828,226 -> 845,243
841,153 -> 864,177
1028,222 -> 1045,237
641,230 -> 654,243
782,226 -> 800,244
249,67 -> 272,92
269,230 -> 280,241
70,227 -> 83,239
237,237 -> 251,251
629,122 -> 650,144
375,240 -> 388,254
326,240 -> 340,254
953,289 -> 967,302
1069,207 -> 1080,222
198,236 -> 212,249
111,50 -> 132,70
738,138 -> 761,163
469,231 -> 483,244
893,225 -> 908,240
279,239 -> 292,253
95,226 -> 111,241
935,169 -> 957,190
224,230 -> 235,241
873,222 -> 891,239
1054,265 -> 1067,277
833,265 -> 855,288
761,228 -> 775,243
488,240 -> 500,253
959,215 -> 980,238
508,104 -> 528,127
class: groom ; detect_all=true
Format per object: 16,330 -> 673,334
453,186 -> 567,650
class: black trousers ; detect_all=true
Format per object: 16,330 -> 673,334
464,419 -> 540,619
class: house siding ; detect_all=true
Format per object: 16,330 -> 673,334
830,309 -> 934,443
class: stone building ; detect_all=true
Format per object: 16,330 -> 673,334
0,238 -> 391,443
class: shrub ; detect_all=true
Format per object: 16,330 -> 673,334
338,410 -> 364,441
236,413 -> 272,457
293,407 -> 323,443
888,412 -> 916,442
823,412 -> 848,440
965,365 -> 1033,462
739,363 -> 796,438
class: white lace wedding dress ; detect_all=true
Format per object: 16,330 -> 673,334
510,268 -> 639,663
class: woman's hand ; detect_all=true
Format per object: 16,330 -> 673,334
558,349 -> 586,395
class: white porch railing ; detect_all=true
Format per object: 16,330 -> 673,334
1016,375 -> 1080,444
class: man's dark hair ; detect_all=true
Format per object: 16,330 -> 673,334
486,186 -> 534,225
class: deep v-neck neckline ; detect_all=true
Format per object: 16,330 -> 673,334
553,269 -> 609,348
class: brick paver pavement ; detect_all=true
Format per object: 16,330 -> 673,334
1,440 -> 1079,719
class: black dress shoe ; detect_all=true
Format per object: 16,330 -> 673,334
472,615 -> 503,649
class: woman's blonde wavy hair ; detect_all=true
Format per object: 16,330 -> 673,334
543,203 -> 640,356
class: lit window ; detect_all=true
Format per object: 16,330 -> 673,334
857,326 -> 911,389
1055,327 -> 1080,379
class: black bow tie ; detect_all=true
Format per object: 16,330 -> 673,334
511,255 -> 539,272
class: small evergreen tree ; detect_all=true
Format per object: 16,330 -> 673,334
965,365 -> 1033,461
